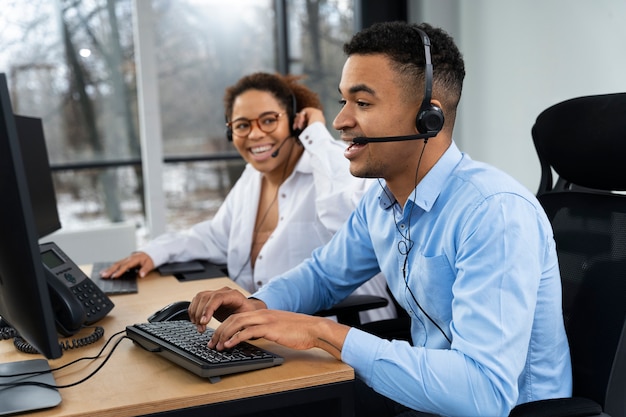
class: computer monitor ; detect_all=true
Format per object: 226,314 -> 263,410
0,72 -> 62,360
14,115 -> 62,238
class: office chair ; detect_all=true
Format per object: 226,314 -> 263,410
509,93 -> 626,417
315,293 -> 391,326
532,92 -> 626,196
314,284 -> 414,342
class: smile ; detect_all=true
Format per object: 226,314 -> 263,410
249,144 -> 273,155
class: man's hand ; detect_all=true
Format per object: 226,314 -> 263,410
100,252 -> 155,279
208,309 -> 350,361
188,287 -> 266,332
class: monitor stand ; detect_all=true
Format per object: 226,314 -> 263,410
0,359 -> 61,415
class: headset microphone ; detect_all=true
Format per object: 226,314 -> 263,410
271,136 -> 292,158
352,131 -> 435,144
271,125 -> 302,157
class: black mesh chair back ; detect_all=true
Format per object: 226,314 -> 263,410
539,192 -> 626,415
511,93 -> 626,417
533,92 -> 626,195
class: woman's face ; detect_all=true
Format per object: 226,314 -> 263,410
229,89 -> 298,173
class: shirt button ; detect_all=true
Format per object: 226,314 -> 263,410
281,193 -> 287,199
258,255 -> 263,260
256,281 -> 263,286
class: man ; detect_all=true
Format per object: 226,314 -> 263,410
189,22 -> 572,416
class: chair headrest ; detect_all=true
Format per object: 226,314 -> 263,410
532,93 -> 626,191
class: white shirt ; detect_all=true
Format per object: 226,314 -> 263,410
141,122 -> 395,322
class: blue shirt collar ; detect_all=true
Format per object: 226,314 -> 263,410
378,141 -> 463,212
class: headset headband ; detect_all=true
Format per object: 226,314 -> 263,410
413,27 -> 434,119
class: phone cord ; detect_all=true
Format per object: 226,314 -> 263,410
2,325 -> 105,354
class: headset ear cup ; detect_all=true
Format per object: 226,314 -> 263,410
288,113 -> 296,137
416,105 -> 445,134
288,92 -> 298,137
225,113 -> 233,141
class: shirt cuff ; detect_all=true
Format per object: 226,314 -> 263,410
299,121 -> 332,152
251,285 -> 287,311
139,242 -> 169,268
341,327 -> 382,382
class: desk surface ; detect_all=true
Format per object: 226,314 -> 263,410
0,269 -> 354,417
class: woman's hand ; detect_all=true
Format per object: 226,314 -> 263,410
293,107 -> 325,133
100,251 -> 155,279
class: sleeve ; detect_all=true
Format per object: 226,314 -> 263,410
299,122 -> 372,233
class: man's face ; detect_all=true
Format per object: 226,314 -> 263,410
333,54 -> 422,181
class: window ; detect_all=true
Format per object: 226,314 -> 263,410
0,0 -> 354,246
0,0 -> 142,234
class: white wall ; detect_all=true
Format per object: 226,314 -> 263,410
40,221 -> 137,265
411,0 -> 626,193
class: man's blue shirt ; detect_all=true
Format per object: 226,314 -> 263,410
253,142 -> 572,416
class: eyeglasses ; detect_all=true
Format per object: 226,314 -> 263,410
226,112 -> 285,138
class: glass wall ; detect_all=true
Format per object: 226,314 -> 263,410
0,0 -> 354,245
0,0 -> 142,233
151,0 -> 276,234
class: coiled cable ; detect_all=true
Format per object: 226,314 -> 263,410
1,320 -> 104,354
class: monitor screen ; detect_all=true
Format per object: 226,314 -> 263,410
14,115 -> 62,238
0,72 -> 62,359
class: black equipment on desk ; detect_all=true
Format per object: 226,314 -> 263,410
90,261 -> 139,295
157,259 -> 228,281
158,260 -> 229,281
39,242 -> 115,336
126,320 -> 284,382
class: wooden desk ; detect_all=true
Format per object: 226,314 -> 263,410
0,271 -> 355,416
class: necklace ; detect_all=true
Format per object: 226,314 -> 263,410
230,141 -> 295,286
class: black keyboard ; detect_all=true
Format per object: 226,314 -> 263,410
126,320 -> 284,380
91,262 -> 138,295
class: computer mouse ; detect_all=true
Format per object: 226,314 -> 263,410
148,300 -> 191,322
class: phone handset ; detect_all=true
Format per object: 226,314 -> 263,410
44,268 -> 86,336
39,242 -> 114,336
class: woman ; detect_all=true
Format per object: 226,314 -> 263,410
102,72 -> 394,323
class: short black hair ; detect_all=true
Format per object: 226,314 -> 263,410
344,22 -> 465,113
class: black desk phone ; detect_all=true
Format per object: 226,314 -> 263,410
39,242 -> 114,336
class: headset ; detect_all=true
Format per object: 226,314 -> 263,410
226,91 -> 298,142
353,26 -> 445,144
413,27 -> 445,135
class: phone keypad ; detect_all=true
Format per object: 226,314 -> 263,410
71,280 -> 114,324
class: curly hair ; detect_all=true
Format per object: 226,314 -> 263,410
223,72 -> 322,120
343,22 -> 465,117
